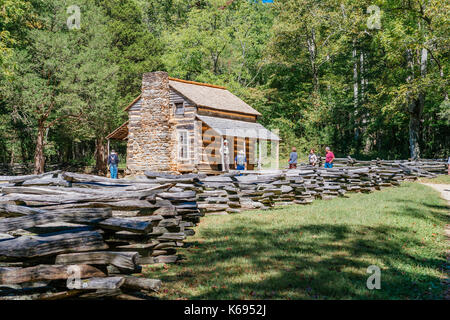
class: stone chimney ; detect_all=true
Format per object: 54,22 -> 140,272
126,71 -> 177,175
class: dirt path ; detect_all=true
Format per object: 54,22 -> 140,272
421,183 -> 450,299
421,183 -> 450,203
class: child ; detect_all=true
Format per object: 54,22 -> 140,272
309,149 -> 318,166
288,147 -> 298,169
235,150 -> 247,171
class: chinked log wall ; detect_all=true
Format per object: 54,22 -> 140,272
0,159 -> 446,299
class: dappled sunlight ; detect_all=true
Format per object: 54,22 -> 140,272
146,182 -> 448,300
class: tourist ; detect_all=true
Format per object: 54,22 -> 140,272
220,139 -> 230,172
288,147 -> 298,169
235,150 -> 247,171
324,147 -> 335,168
108,149 -> 119,179
309,149 -> 318,166
448,156 -> 450,175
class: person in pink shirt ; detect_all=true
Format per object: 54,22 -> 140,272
324,147 -> 335,168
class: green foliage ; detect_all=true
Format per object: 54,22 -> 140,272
97,0 -> 165,107
0,0 -> 31,77
0,0 -> 121,165
162,0 -> 274,87
0,0 -> 448,168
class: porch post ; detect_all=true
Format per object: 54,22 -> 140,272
275,140 -> 279,170
258,139 -> 262,171
220,136 -> 225,171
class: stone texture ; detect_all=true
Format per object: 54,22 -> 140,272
126,72 -> 177,175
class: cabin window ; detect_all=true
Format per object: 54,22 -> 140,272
175,102 -> 185,115
178,130 -> 190,160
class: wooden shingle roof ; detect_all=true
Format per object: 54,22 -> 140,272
123,77 -> 261,117
197,115 -> 280,141
106,121 -> 128,140
169,78 -> 261,116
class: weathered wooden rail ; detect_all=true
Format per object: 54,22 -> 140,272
0,172 -> 200,300
0,159 -> 446,299
195,159 -> 447,215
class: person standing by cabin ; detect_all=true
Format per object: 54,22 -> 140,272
220,139 -> 230,172
309,149 -> 318,166
324,147 -> 335,168
235,150 -> 247,171
288,147 -> 298,169
108,149 -> 119,179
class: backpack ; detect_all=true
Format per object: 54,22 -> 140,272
109,154 -> 118,165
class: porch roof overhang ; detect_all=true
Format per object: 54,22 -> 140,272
197,115 -> 280,141
106,121 -> 129,140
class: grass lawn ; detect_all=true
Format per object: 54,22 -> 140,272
143,182 -> 449,300
419,175 -> 450,184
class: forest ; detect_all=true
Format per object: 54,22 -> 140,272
0,0 -> 448,174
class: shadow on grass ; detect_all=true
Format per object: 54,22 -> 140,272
150,186 -> 448,300
386,199 -> 449,224
157,222 -> 446,299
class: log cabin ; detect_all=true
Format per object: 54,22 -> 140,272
106,71 -> 280,175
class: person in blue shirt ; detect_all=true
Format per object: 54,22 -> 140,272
235,150 -> 247,171
107,150 -> 119,179
288,147 -> 298,169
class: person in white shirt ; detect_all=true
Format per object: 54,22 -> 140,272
309,149 -> 318,166
220,139 -> 230,172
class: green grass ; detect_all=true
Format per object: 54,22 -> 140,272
143,182 -> 449,300
419,175 -> 450,184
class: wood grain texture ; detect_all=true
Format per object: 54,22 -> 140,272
0,264 -> 105,284
0,230 -> 108,259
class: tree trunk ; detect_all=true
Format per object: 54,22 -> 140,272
409,113 -> 421,159
34,125 -> 45,174
95,137 -> 107,175
307,28 -> 319,94
353,44 -> 359,110
438,60 -> 448,101
353,41 -> 360,142
407,48 -> 427,159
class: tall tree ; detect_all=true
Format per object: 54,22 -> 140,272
96,0 -> 165,106
162,0 -> 273,87
1,0 -> 118,173
376,0 -> 449,158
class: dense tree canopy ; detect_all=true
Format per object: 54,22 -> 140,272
0,0 -> 448,172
